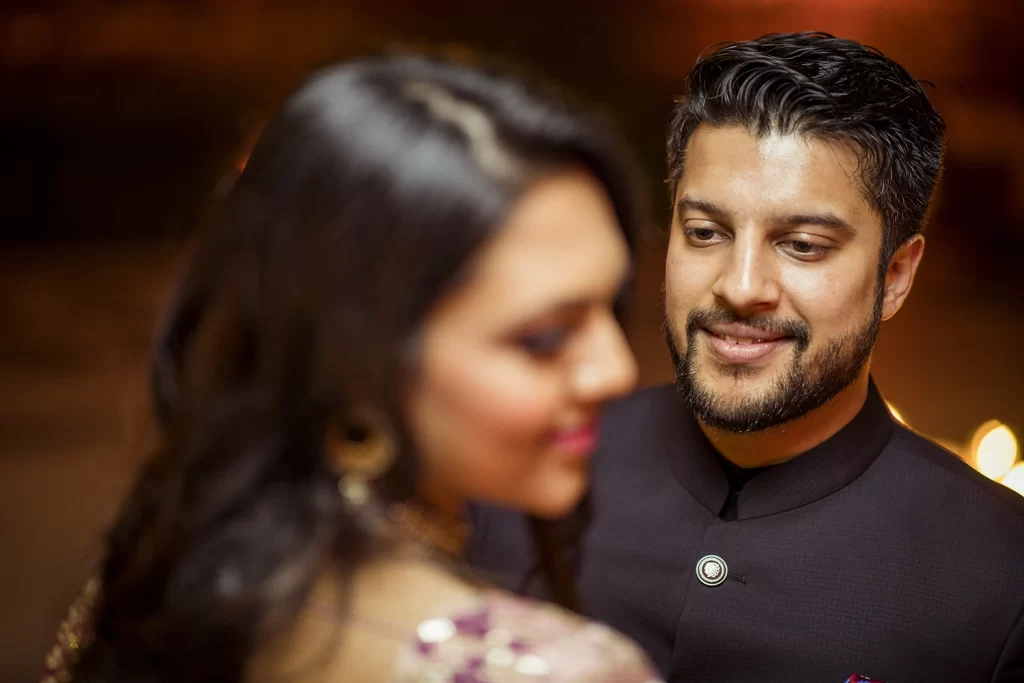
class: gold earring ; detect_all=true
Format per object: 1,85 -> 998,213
330,409 -> 396,507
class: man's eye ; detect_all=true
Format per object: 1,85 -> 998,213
780,240 -> 829,259
685,226 -> 723,245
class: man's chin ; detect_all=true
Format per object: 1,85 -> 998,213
679,363 -> 792,425
699,352 -> 787,384
692,385 -> 769,419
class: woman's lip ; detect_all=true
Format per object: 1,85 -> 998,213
704,329 -> 794,364
552,422 -> 599,456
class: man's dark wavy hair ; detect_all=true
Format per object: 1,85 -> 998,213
667,31 -> 946,266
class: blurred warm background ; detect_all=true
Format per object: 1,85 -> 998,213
1,1 -> 1022,680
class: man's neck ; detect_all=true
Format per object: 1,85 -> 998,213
700,371 -> 872,468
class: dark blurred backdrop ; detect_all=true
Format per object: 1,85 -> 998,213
2,1 -> 1022,680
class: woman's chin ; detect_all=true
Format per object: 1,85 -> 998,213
523,477 -> 589,519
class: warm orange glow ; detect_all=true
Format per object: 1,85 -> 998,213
971,421 -> 1018,480
886,402 -> 906,425
935,438 -> 963,458
1001,464 -> 1024,497
235,121 -> 264,174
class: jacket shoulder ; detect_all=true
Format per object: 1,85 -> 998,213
602,383 -> 681,434
890,425 -> 1024,520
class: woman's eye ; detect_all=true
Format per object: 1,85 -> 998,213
519,328 -> 570,358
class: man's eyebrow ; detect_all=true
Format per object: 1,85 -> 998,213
677,194 -> 857,236
675,195 -> 729,218
778,212 -> 856,235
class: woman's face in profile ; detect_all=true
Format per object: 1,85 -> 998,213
407,169 -> 638,518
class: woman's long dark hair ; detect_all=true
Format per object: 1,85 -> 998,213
74,52 -> 642,682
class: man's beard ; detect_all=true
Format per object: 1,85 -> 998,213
666,291 -> 882,434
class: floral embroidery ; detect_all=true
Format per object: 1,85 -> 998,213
392,592 -> 662,682
42,578 -> 662,682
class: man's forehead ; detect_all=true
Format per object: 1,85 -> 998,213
674,127 -> 878,225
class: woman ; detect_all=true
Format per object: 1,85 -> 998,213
51,52 -> 659,682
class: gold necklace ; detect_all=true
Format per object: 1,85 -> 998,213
386,501 -> 471,559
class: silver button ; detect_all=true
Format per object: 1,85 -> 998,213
696,554 -> 728,586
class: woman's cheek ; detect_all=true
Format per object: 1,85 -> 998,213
437,358 -> 563,492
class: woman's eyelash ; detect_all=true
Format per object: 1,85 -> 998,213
519,328 -> 570,356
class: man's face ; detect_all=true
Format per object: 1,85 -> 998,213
665,124 -> 894,434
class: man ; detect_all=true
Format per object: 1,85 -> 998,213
469,33 -> 1024,682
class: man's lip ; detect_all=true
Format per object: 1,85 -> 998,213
702,329 -> 794,364
705,324 -> 790,343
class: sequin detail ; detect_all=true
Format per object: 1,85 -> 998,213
391,591 -> 663,682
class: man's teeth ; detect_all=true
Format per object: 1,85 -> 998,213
721,334 -> 768,345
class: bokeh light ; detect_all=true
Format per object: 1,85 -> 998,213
886,402 -> 906,425
1001,463 -> 1024,496
971,421 -> 1019,480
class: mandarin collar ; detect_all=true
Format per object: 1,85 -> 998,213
664,379 -> 895,520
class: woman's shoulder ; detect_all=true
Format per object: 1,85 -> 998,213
392,589 -> 663,682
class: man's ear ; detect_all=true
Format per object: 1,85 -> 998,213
881,235 -> 925,321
